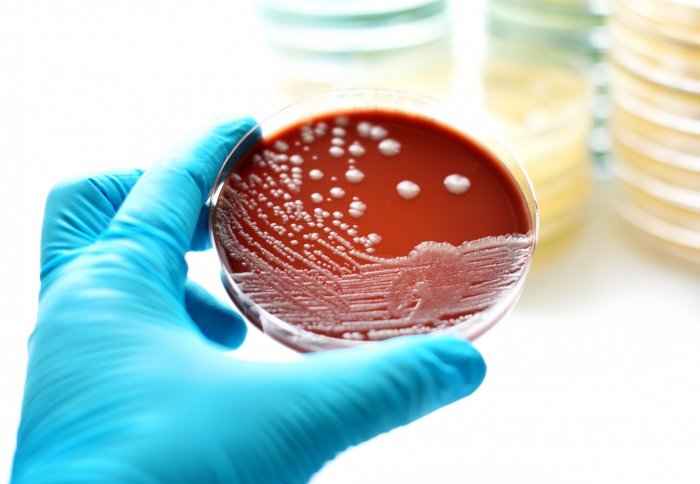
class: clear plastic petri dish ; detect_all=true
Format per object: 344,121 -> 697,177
484,1 -> 611,168
614,155 -> 700,215
209,89 -> 538,352
613,139 -> 700,193
255,0 -> 454,100
611,9 -> 700,92
481,50 -> 592,260
612,131 -> 700,263
615,171 -> 700,247
610,113 -> 700,190
614,0 -> 700,50
610,58 -> 700,135
611,103 -> 700,160
487,0 -> 611,53
616,194 -> 700,265
492,0 -> 611,15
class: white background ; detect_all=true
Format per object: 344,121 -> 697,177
2,1 -> 700,482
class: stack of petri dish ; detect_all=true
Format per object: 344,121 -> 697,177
609,0 -> 700,263
481,49 -> 593,264
254,0 -> 454,101
485,0 -> 612,165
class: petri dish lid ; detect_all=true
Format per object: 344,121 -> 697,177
610,10 -> 700,92
617,198 -> 700,260
257,0 -> 451,54
257,0 -> 446,20
614,159 -> 700,212
615,0 -> 700,46
487,0 -> 611,51
492,0 -> 612,16
609,58 -> 700,132
610,107 -> 700,176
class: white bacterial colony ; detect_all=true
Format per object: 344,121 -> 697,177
397,180 -> 420,200
348,200 -> 367,218
369,126 -> 388,140
444,174 -> 471,195
329,146 -> 345,157
216,115 -> 529,341
367,233 -> 382,245
357,122 -> 372,138
345,168 -> 365,183
378,139 -> 401,156
330,187 -> 345,199
348,142 -> 365,157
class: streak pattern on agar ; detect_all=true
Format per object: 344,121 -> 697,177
215,112 -> 533,342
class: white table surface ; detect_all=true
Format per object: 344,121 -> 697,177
2,1 -> 699,482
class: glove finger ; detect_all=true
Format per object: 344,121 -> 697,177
40,170 -> 143,282
105,117 -> 258,283
190,204 -> 214,252
250,335 -> 486,481
184,279 -> 247,349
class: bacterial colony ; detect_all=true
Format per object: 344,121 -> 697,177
215,112 -> 534,341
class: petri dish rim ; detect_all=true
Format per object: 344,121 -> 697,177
614,0 -> 700,44
609,58 -> 700,133
490,0 -> 612,16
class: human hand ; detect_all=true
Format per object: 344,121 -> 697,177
12,117 -> 486,483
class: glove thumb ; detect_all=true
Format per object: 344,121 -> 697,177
258,335 -> 486,481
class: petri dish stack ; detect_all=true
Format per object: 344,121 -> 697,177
484,0 -> 612,165
481,50 -> 593,263
254,0 -> 454,101
609,0 -> 700,264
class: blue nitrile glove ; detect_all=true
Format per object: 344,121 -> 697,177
12,117 -> 486,483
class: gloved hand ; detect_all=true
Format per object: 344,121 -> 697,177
12,117 -> 486,483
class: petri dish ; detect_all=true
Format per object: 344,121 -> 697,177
614,0 -> 700,50
209,89 -> 538,352
486,0 -> 611,54
483,6 -> 611,166
492,0 -> 611,15
481,50 -> 592,261
612,127 -> 700,191
615,170 -> 700,259
610,95 -> 700,162
255,0 -> 454,100
608,59 -> 700,134
611,10 -> 700,92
